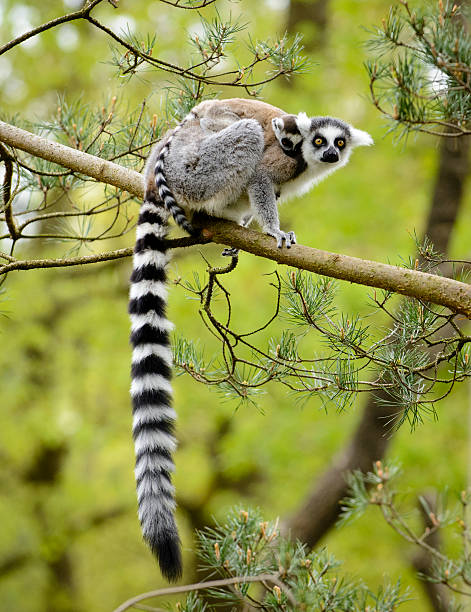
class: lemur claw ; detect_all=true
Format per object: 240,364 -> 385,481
266,229 -> 297,249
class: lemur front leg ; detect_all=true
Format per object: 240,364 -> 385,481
247,170 -> 296,248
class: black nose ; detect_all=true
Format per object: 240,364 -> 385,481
322,148 -> 339,163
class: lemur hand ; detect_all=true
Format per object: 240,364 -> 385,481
266,229 -> 296,248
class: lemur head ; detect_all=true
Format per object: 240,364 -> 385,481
271,114 -> 304,158
272,112 -> 373,167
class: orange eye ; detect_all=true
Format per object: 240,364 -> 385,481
314,137 -> 323,146
337,139 -> 345,148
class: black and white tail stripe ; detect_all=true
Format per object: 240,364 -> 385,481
155,112 -> 197,237
129,195 -> 182,581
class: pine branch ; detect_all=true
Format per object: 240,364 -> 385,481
112,573 -> 286,612
0,0 -> 105,56
0,119 -> 470,317
0,236 -> 204,274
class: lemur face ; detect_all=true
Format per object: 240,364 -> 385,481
272,115 -> 304,158
273,113 -> 373,166
308,121 -> 351,164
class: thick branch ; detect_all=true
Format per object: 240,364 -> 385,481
0,120 -> 143,196
201,220 -> 471,317
0,119 -> 470,316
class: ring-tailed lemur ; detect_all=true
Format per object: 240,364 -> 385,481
129,98 -> 373,580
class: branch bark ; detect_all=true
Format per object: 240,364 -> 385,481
0,120 -> 143,196
112,573 -> 290,612
201,220 -> 471,317
1,119 -> 470,316
0,142 -> 18,240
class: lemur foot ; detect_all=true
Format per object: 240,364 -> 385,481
222,247 -> 240,258
266,229 -> 296,249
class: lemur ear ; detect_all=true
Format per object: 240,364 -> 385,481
350,128 -> 374,147
272,117 -> 285,140
295,112 -> 312,137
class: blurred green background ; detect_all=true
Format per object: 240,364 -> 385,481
1,0 -> 470,610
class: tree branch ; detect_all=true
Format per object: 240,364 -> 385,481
0,120 -> 143,196
0,142 -> 19,240
200,220 -> 471,317
0,236 -> 206,274
411,493 -> 450,612
112,573 -> 289,612
0,0 -> 105,56
0,119 -> 470,317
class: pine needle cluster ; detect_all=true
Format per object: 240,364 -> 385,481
366,0 -> 471,137
116,507 -> 411,611
174,253 -> 471,430
341,461 -> 471,608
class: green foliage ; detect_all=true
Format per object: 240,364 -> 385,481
107,25 -> 158,81
339,461 -> 403,525
366,0 -> 471,137
248,32 -> 309,81
91,2 -> 307,109
341,461 -> 471,605
1,1 -> 471,611
38,94 -> 160,166
147,507 -> 411,611
163,78 -> 218,122
175,261 -> 470,427
282,271 -> 337,326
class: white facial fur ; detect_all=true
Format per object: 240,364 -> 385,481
276,118 -> 373,203
300,125 -> 348,170
274,114 -> 373,166
272,117 -> 285,135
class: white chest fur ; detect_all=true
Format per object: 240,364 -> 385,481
277,159 -> 347,204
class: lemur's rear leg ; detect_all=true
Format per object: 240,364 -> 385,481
164,119 -> 264,206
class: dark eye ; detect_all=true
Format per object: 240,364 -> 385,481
336,138 -> 345,149
313,137 -> 324,147
281,137 -> 293,149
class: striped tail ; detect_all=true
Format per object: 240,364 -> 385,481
129,195 -> 182,581
154,115 -> 198,237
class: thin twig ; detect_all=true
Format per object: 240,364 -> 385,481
0,0 -> 104,56
112,573 -> 292,612
0,235 -> 205,275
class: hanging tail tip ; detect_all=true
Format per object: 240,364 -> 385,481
147,528 -> 183,582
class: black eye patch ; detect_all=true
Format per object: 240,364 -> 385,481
335,137 -> 347,149
280,137 -> 293,149
313,135 -> 326,147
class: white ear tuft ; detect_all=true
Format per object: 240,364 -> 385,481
295,112 -> 312,136
350,128 -> 374,147
272,117 -> 284,138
